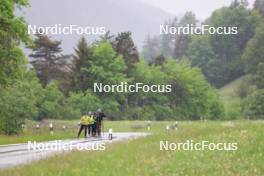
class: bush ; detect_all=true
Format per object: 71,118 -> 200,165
207,89 -> 225,120
236,76 -> 255,99
65,90 -> 102,119
0,74 -> 41,134
243,89 -> 264,119
163,60 -> 225,120
60,106 -> 81,120
67,91 -> 100,112
124,107 -> 143,120
102,98 -> 120,120
38,83 -> 65,120
150,105 -> 174,120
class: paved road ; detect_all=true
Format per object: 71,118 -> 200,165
0,132 -> 149,169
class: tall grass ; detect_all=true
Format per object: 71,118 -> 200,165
1,121 -> 264,176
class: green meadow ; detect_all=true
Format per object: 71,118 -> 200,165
0,120 -> 264,176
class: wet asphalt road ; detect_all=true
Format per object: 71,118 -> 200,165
0,132 -> 149,169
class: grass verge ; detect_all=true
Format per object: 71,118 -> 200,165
0,121 -> 263,176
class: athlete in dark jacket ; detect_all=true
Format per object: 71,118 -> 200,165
95,109 -> 106,137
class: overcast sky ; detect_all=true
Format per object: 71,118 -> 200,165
142,0 -> 255,19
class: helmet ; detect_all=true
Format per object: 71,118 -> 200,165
88,111 -> 92,115
97,108 -> 102,112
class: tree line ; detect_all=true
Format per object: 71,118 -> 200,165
1,0 -> 264,134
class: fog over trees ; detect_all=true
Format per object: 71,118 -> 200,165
20,0 -> 173,53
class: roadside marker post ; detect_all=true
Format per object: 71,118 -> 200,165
147,120 -> 151,131
21,124 -> 25,130
62,125 -> 66,130
166,125 -> 170,133
35,124 -> 40,134
36,124 -> 40,129
108,129 -> 113,140
49,123 -> 54,135
174,121 -> 178,130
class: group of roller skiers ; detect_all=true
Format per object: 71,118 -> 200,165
77,109 -> 106,138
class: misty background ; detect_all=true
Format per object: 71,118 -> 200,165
19,0 -> 254,54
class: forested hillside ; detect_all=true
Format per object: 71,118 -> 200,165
143,0 -> 264,120
143,1 -> 261,88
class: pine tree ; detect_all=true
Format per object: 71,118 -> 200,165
254,0 -> 264,16
113,32 -> 139,77
242,23 -> 264,73
142,35 -> 161,61
173,11 -> 197,59
71,37 -> 92,92
99,30 -> 115,43
29,33 -> 71,87
152,54 -> 166,67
